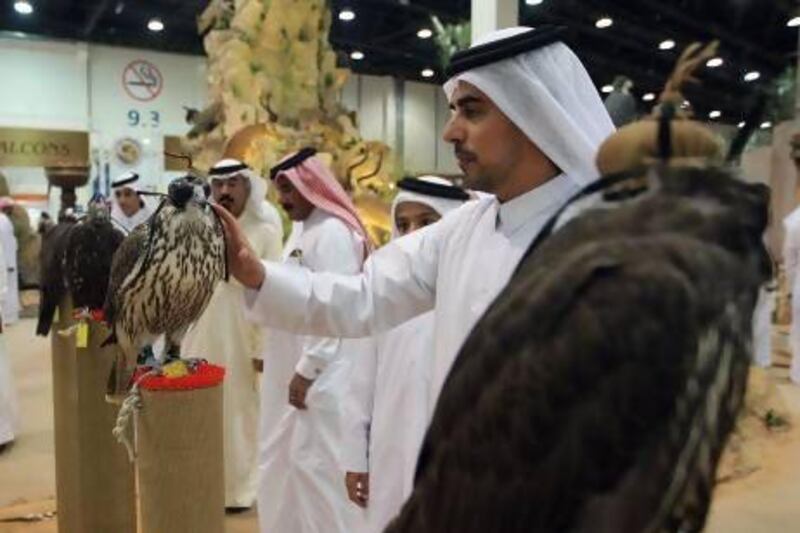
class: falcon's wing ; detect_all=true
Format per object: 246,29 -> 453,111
36,222 -> 75,336
103,223 -> 148,326
390,232 -> 759,533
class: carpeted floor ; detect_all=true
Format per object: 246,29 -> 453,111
1,317 -> 798,532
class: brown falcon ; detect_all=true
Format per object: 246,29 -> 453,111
36,214 -> 77,336
63,199 -> 126,314
104,175 -> 226,398
387,165 -> 770,533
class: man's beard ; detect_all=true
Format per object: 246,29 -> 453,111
461,171 -> 496,194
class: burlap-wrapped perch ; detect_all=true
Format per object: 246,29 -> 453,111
135,363 -> 225,533
51,298 -> 137,533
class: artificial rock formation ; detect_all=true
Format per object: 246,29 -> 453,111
185,0 -> 397,244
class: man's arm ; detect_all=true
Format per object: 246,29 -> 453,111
341,338 -> 378,473
214,204 -> 442,338
342,339 -> 378,508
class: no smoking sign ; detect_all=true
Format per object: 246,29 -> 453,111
122,60 -> 163,102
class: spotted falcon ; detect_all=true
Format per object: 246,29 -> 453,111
104,175 -> 226,398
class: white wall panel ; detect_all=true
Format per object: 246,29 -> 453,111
0,37 -> 89,130
359,75 -> 394,146
403,81 -> 437,174
340,75 -> 359,112
435,89 -> 460,175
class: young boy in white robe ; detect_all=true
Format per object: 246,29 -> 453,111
341,176 -> 470,532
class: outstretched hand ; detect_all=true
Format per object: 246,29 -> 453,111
212,204 -> 266,289
288,372 -> 313,410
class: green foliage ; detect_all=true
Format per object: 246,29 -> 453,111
767,65 -> 797,123
432,16 -> 471,68
764,408 -> 789,430
745,66 -> 795,150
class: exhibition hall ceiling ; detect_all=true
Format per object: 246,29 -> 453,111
1,0 -> 797,124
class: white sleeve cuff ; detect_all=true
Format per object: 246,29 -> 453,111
295,356 -> 324,380
340,439 -> 369,473
242,260 -> 312,329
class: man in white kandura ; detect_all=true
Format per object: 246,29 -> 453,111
182,159 -> 283,511
110,171 -> 153,232
751,183 -> 774,369
783,205 -> 800,384
0,242 -> 18,453
215,25 -> 614,417
254,148 -> 374,533
341,176 -> 470,532
0,198 -> 20,325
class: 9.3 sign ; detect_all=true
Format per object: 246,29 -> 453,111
127,109 -> 161,129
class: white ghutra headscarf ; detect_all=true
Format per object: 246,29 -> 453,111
209,159 -> 282,230
390,176 -> 470,239
444,26 -> 615,187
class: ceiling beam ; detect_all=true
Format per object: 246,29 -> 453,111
82,0 -> 111,39
632,0 -> 785,71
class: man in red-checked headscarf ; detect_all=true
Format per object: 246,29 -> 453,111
254,148 -> 374,533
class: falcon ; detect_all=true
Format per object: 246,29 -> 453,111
104,175 -> 226,398
36,214 -> 78,336
63,199 -> 126,314
388,166 -> 770,533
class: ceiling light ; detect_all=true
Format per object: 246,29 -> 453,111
708,110 -> 721,119
595,17 -> 613,29
642,93 -> 656,102
147,18 -> 164,32
760,121 -> 772,129
601,84 -> 613,94
421,68 -> 435,78
526,0 -> 544,5
743,71 -> 760,82
659,39 -> 675,50
738,121 -> 746,129
350,51 -> 364,61
339,9 -> 356,21
706,57 -> 724,68
417,28 -> 433,39
788,16 -> 800,27
14,1 -> 33,14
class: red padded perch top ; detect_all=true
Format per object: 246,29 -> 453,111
135,363 -> 225,391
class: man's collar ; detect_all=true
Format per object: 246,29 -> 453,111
496,173 -> 577,234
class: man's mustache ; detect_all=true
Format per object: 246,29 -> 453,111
218,195 -> 234,203
454,145 -> 477,160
